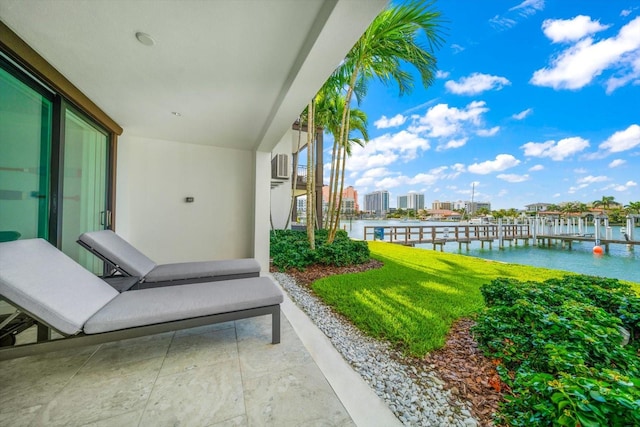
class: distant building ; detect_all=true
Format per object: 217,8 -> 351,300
453,200 -> 491,214
296,197 -> 306,213
364,190 -> 389,216
398,192 -> 424,210
432,200 -> 452,210
427,209 -> 461,221
525,203 -> 551,212
322,185 -> 359,213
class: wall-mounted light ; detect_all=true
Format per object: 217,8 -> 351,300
185,197 -> 194,203
135,32 -> 155,46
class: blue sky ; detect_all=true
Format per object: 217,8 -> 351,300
333,0 -> 640,210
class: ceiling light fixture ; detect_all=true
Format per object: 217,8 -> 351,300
135,32 -> 155,46
171,112 -> 182,117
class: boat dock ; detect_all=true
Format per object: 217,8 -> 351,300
364,224 -> 532,250
364,216 -> 639,253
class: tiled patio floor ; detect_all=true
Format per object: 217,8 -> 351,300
0,286 -> 400,427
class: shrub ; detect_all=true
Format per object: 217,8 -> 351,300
473,275 -> 640,427
270,229 -> 370,271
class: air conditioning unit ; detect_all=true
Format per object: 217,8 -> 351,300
271,154 -> 289,179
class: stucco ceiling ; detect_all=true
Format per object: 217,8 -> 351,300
0,0 -> 384,151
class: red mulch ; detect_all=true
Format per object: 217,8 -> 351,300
419,319 -> 506,426
272,260 -> 505,427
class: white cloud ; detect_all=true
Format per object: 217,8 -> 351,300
355,168 -> 395,187
489,15 -> 517,29
574,168 -> 588,173
451,44 -> 465,54
577,175 -> 609,184
490,0 -> 544,30
476,126 -> 500,137
531,16 -> 640,91
361,167 -> 392,179
436,70 -> 450,79
567,183 -> 589,194
609,159 -> 626,168
346,130 -> 433,188
542,15 -> 610,43
553,193 -> 561,198
605,51 -> 640,94
445,73 -> 511,95
468,154 -> 520,175
409,101 -> 489,138
529,164 -> 544,171
377,176 -> 406,189
436,138 -> 468,151
599,124 -> 640,153
521,137 -> 590,160
451,163 -> 466,173
359,165 -> 465,191
374,114 -> 407,129
497,173 -> 530,182
605,180 -> 638,192
509,0 -> 545,15
512,108 -> 533,120
614,180 -> 637,191
348,152 -> 398,172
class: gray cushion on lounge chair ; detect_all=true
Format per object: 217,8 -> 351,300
0,239 -> 118,335
84,277 -> 283,334
144,259 -> 261,282
78,230 -> 261,283
79,230 -> 157,277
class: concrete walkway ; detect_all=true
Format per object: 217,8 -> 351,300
0,283 -> 399,427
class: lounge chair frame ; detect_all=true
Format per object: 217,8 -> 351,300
0,303 -> 280,361
76,236 -> 260,287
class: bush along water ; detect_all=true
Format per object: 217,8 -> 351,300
270,229 -> 369,271
473,275 -> 640,427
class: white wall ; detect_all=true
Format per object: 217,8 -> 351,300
116,135 -> 254,264
270,130 -> 299,230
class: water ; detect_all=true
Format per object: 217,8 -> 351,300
342,219 -> 640,283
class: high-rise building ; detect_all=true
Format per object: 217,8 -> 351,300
322,185 -> 359,213
364,190 -> 389,216
398,193 -> 425,210
397,195 -> 408,209
432,200 -> 453,210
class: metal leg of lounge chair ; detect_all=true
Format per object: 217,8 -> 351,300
37,322 -> 51,342
272,305 -> 281,344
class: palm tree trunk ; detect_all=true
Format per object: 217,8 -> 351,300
324,137 -> 339,229
327,69 -> 358,243
329,144 -> 343,238
284,122 -> 303,229
306,100 -> 315,250
331,107 -> 352,240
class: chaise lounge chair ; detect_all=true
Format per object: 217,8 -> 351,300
0,239 -> 282,361
77,230 -> 261,289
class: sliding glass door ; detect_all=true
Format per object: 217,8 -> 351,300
61,109 -> 109,273
1,58 -> 112,273
0,66 -> 52,242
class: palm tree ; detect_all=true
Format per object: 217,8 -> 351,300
334,107 -> 368,224
592,195 -> 616,211
625,201 -> 640,214
325,0 -> 444,242
318,80 -> 368,229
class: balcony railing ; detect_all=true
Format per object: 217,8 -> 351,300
295,165 -> 307,186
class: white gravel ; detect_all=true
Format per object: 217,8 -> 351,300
273,272 -> 479,427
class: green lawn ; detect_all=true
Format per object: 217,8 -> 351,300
312,241 -> 640,357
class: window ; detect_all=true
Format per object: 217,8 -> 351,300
0,54 -> 114,273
